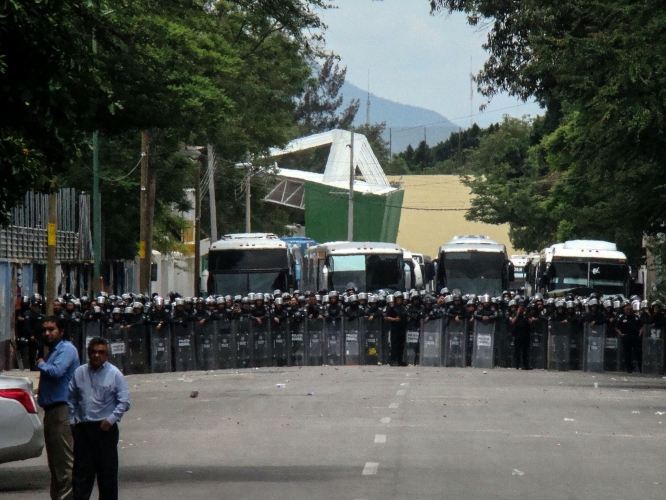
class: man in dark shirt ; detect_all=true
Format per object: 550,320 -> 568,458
615,303 -> 643,373
510,304 -> 531,370
385,292 -> 409,366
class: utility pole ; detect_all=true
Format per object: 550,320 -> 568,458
348,129 -> 355,242
139,132 -> 151,293
389,127 -> 392,162
92,36 -> 101,296
194,160 -> 201,297
423,127 -> 427,173
207,144 -> 217,242
245,169 -> 251,233
366,70 -> 371,126
46,184 -> 57,315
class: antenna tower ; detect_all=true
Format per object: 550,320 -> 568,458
470,56 -> 474,128
366,70 -> 371,126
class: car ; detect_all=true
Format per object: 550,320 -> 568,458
0,374 -> 44,464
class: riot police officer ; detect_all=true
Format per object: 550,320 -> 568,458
615,302 -> 643,373
509,302 -> 531,370
385,291 -> 409,366
23,298 -> 45,371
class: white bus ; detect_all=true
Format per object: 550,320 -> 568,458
531,240 -> 631,298
436,235 -> 514,296
206,233 -> 297,295
302,241 -> 406,293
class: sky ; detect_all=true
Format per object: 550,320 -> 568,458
319,0 -> 543,128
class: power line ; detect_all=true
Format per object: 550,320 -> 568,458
389,102 -> 537,135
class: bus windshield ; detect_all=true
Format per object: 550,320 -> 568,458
208,248 -> 289,295
549,261 -> 627,295
439,251 -> 505,296
329,254 -> 403,292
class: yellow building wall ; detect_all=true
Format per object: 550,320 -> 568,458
386,175 -> 516,259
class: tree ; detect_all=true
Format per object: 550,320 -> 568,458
430,0 -> 666,266
295,54 -> 360,135
0,0 -> 331,224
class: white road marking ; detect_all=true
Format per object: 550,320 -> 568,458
396,390 -> 406,396
362,462 -> 379,475
389,402 -> 399,409
375,434 -> 387,443
380,417 -> 391,424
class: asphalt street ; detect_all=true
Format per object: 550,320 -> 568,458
3,366 -> 666,499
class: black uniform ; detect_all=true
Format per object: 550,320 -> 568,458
23,307 -> 44,370
510,308 -> 531,370
385,302 -> 409,366
616,312 -> 643,373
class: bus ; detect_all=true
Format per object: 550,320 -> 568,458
402,249 -> 424,290
531,240 -> 631,298
302,241 -> 405,293
436,235 -> 514,296
206,233 -> 297,295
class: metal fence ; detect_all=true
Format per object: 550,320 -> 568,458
0,188 -> 92,261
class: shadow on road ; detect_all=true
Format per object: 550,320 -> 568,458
0,464 -> 359,492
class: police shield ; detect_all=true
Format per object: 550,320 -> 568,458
325,317 -> 343,365
583,323 -> 605,372
67,318 -> 84,361
444,318 -> 467,368
570,322 -> 584,370
126,324 -> 149,375
172,322 -> 196,372
472,320 -> 495,369
271,318 -> 289,367
360,317 -> 382,365
548,321 -> 571,371
289,318 -> 306,367
196,321 -> 217,371
306,318 -> 323,366
381,318 -> 392,366
82,321 -> 103,364
215,318 -> 236,370
420,318 -> 442,367
642,326 -> 665,375
529,318 -> 548,370
344,318 -> 362,365
404,330 -> 420,366
495,317 -> 512,368
250,318 -> 270,368
603,327 -> 621,372
150,323 -> 172,373
235,317 -> 252,369
466,319 -> 475,367
105,324 -> 127,373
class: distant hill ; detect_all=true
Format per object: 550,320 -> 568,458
341,82 -> 460,153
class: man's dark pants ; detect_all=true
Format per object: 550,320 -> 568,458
72,422 -> 119,500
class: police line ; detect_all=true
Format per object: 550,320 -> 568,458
62,317 -> 665,375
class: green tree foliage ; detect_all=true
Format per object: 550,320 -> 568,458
0,0 -> 329,228
429,0 -> 666,266
295,54 -> 360,136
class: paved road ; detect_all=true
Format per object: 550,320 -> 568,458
3,366 -> 666,499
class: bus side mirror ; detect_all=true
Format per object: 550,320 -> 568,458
507,261 -> 515,282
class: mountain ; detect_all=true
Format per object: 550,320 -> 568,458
341,81 -> 460,153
